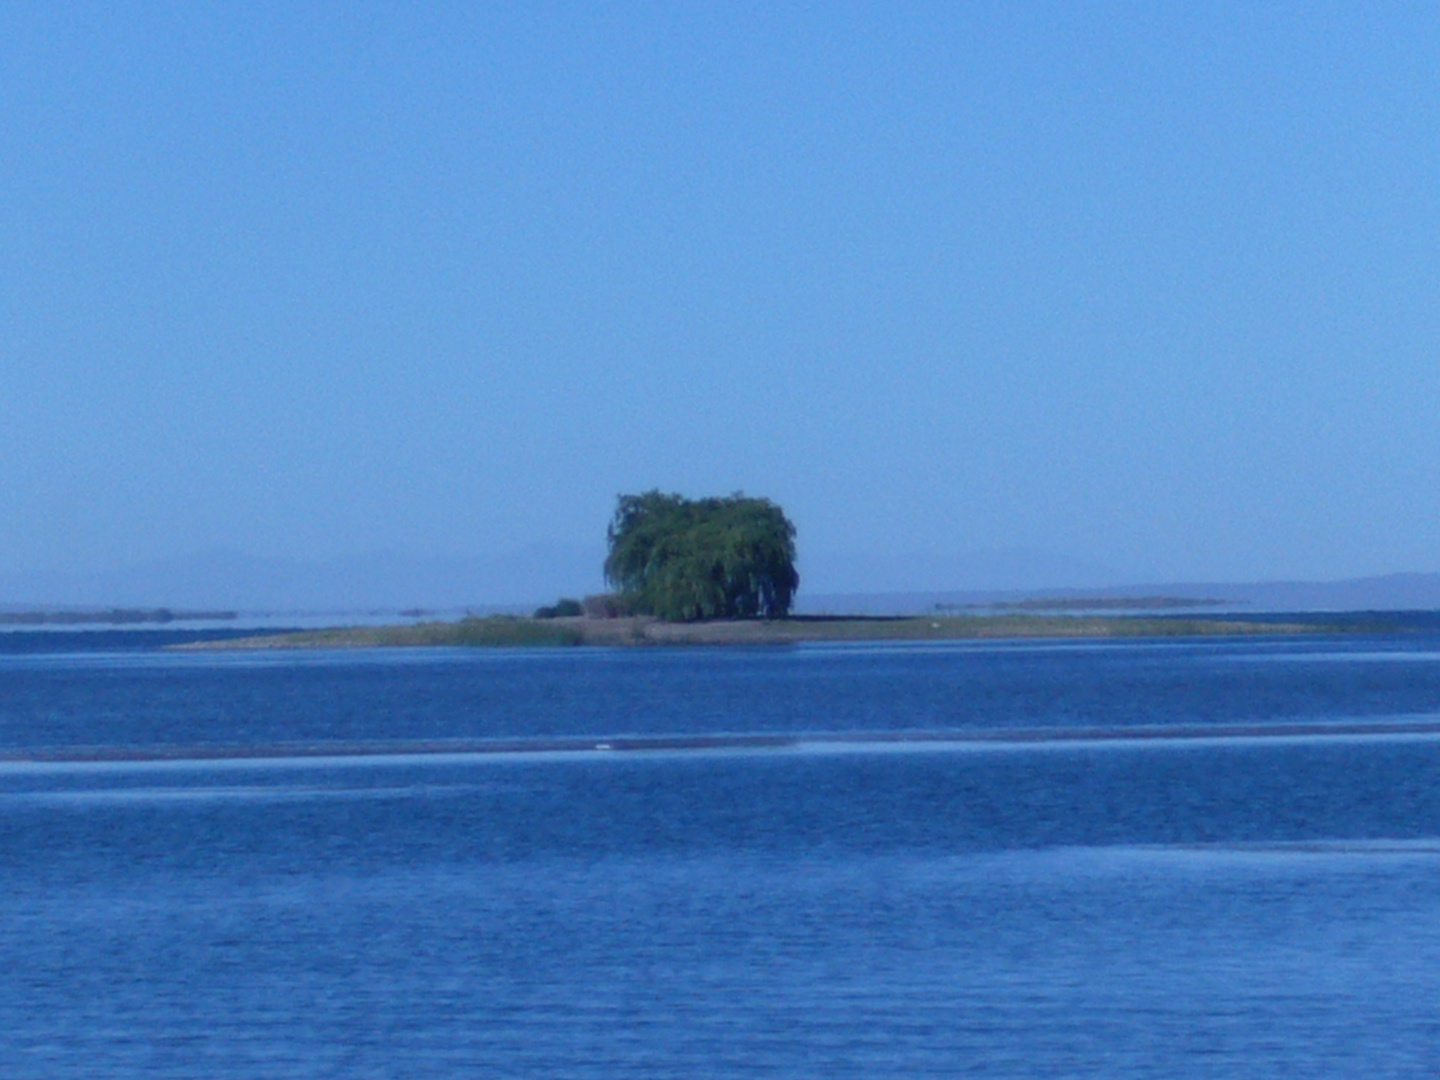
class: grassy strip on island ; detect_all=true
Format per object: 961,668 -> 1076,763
178,612 -> 1338,650
195,617 -> 587,650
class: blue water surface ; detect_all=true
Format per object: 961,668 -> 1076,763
3,628 -> 1440,1076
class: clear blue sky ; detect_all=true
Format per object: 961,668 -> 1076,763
3,2 -> 1438,587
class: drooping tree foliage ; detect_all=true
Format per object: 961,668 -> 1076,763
604,491 -> 799,621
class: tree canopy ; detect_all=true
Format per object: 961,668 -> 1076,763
603,491 -> 799,621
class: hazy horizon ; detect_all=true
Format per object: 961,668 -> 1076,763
7,543 -> 1440,614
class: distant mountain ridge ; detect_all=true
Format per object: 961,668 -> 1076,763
797,572 -> 1440,616
4,548 -> 1440,615
0,546 -> 608,612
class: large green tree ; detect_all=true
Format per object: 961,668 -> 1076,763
604,491 -> 799,620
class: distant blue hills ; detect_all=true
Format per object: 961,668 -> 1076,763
796,573 -> 1440,616
0,546 -> 608,613
3,546 -> 1440,615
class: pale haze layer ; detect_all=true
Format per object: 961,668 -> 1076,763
3,4 -> 1439,604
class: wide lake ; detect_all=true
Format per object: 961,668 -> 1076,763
4,625 -> 1440,1076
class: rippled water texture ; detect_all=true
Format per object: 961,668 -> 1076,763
4,629 -> 1440,1076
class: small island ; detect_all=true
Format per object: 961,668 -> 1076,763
178,611 -> 1332,650
173,491 -> 1360,650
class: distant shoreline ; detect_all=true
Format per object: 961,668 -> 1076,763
172,612 -> 1376,651
0,608 -> 238,626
